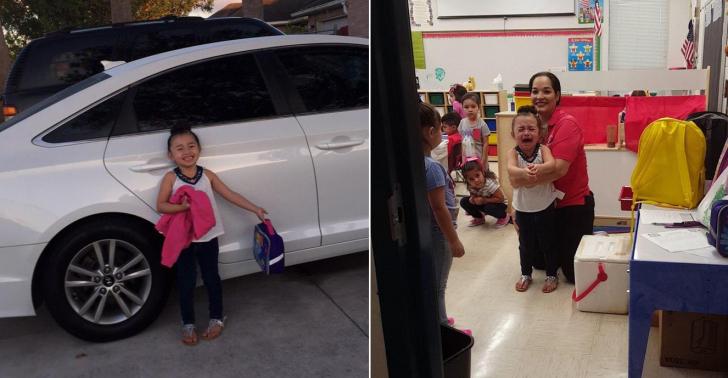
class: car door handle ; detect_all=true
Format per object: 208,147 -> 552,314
129,163 -> 175,172
315,139 -> 364,150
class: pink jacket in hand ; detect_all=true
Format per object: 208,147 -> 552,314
156,185 -> 216,267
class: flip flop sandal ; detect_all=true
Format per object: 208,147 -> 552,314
201,317 -> 227,340
515,275 -> 532,292
181,324 -> 198,346
542,276 -> 559,293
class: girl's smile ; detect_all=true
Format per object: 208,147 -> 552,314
169,133 -> 200,170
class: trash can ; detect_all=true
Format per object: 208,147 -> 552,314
441,324 -> 474,378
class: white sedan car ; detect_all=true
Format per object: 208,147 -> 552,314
0,35 -> 368,341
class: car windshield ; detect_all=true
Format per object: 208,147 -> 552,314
0,72 -> 110,134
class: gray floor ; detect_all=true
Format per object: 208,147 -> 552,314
0,252 -> 368,378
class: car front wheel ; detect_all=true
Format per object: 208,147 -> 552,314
42,220 -> 169,342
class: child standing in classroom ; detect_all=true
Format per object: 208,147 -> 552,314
507,106 -> 564,293
449,84 -> 468,119
420,102 -> 466,328
156,126 -> 267,345
441,112 -> 462,172
458,93 -> 490,163
459,160 -> 510,227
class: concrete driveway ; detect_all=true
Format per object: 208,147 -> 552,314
0,252 -> 368,378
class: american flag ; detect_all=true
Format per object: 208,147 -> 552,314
682,20 -> 696,69
592,0 -> 603,37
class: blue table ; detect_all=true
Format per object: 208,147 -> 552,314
629,204 -> 728,377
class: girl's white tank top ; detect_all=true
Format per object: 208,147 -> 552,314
171,166 -> 225,242
512,145 -> 564,212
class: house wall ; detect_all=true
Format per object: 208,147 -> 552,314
347,0 -> 369,38
308,7 -> 347,34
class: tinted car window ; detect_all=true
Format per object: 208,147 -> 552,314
42,90 -> 125,143
207,23 -> 271,43
131,53 -> 275,132
1,73 -> 110,134
18,33 -> 115,90
129,27 -> 201,61
275,46 -> 368,112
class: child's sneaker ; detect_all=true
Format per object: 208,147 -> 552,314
494,214 -> 511,228
468,217 -> 485,227
447,317 -> 455,326
461,329 -> 473,336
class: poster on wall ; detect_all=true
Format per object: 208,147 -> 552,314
568,38 -> 594,71
577,0 -> 603,24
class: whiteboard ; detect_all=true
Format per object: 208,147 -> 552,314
437,0 -> 575,18
416,31 -> 591,92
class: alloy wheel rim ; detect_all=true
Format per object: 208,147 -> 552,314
64,239 -> 152,325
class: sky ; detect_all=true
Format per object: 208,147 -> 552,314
188,0 -> 235,17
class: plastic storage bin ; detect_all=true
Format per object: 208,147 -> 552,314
573,234 -> 631,314
513,84 -> 531,111
442,324 -> 474,378
619,186 -> 633,211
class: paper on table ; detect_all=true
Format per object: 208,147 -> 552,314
639,209 -> 696,225
642,229 -> 711,252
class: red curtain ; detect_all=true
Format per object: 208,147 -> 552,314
623,96 -> 706,152
559,96 -> 625,144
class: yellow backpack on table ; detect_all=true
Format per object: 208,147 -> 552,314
630,117 -> 706,211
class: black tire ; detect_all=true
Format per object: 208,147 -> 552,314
42,219 -> 169,342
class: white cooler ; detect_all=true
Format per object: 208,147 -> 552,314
573,234 -> 631,314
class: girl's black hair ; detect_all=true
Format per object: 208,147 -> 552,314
451,84 -> 467,102
461,160 -> 497,181
461,92 -> 480,106
528,71 -> 562,105
167,125 -> 200,151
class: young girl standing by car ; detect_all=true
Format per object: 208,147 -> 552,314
156,126 -> 267,345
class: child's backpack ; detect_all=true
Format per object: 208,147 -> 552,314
686,111 -> 728,181
707,199 -> 728,257
252,220 -> 285,274
630,117 -> 706,210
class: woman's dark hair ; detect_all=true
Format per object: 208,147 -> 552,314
167,125 -> 200,151
451,84 -> 467,102
461,160 -> 497,181
511,105 -> 542,132
419,102 -> 441,129
461,92 -> 480,106
528,71 -> 561,105
441,111 -> 461,126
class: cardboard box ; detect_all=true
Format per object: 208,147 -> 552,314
660,311 -> 728,372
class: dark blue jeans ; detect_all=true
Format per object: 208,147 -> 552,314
459,196 -> 507,219
176,238 -> 222,324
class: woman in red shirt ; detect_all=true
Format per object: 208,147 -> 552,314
509,72 -> 594,285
